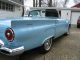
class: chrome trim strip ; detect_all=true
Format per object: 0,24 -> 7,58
42,35 -> 54,44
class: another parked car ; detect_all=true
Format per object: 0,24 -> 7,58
0,8 -> 70,56
77,16 -> 80,28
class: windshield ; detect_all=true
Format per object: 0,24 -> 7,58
28,10 -> 41,17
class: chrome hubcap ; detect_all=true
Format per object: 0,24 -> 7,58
44,39 -> 52,51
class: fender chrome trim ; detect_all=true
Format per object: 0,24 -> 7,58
0,46 -> 24,56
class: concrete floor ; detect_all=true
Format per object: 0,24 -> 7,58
0,28 -> 80,60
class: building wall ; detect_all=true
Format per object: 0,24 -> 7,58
0,6 -> 23,19
0,0 -> 23,5
0,0 -> 23,19
71,12 -> 80,25
61,10 -> 71,21
61,9 -> 80,27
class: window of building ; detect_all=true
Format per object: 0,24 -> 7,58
0,1 -> 1,9
6,3 -> 9,11
0,1 -> 15,12
2,2 -> 5,10
11,5 -> 14,11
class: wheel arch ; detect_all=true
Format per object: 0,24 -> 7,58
41,35 -> 55,45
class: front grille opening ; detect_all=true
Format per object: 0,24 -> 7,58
0,50 -> 10,54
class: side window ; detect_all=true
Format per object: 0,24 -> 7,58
45,9 -> 59,17
30,11 -> 38,16
29,10 -> 41,17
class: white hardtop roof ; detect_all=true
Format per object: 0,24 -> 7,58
30,7 -> 80,12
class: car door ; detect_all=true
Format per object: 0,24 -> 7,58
55,20 -> 65,38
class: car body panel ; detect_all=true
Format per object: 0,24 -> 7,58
0,16 -> 69,55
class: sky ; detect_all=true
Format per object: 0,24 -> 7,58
24,0 -> 33,7
66,0 -> 75,7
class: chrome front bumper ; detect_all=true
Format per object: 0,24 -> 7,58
0,46 -> 24,56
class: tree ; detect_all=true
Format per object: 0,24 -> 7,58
33,0 -> 70,7
33,0 -> 37,7
39,0 -> 41,7
63,0 -> 69,7
33,0 -> 35,7
48,0 -> 52,7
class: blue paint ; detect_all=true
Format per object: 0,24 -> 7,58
0,16 -> 70,55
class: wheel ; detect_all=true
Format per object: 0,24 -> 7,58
40,38 -> 52,53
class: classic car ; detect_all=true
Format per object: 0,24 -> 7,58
77,16 -> 80,28
0,8 -> 70,56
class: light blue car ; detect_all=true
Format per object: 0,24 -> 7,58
0,9 -> 70,56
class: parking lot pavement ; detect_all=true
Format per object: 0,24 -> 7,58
0,28 -> 80,60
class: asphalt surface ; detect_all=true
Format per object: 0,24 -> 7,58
0,28 -> 80,60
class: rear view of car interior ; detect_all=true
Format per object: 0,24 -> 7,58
45,9 -> 59,17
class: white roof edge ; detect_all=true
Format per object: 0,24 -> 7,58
30,7 -> 80,11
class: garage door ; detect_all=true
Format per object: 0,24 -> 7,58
71,12 -> 80,25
